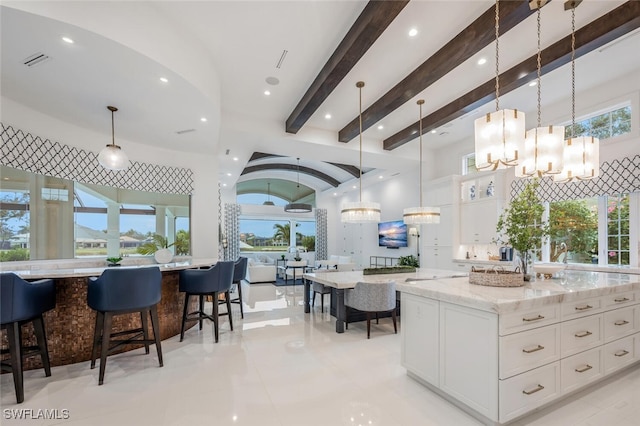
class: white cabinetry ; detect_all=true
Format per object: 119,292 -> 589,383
401,289 -> 640,424
422,177 -> 458,269
460,199 -> 503,245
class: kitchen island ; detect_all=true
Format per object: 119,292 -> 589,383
396,270 -> 640,424
0,258 -> 216,369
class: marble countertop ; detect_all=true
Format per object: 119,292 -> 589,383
1,258 -> 217,279
304,268 -> 640,315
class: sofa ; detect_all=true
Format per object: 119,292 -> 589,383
246,257 -> 277,283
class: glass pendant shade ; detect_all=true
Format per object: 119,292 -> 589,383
474,109 -> 526,170
554,135 -> 599,182
341,201 -> 381,223
515,125 -> 565,178
403,206 -> 440,224
98,144 -> 129,170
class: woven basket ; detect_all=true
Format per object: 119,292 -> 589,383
469,266 -> 524,287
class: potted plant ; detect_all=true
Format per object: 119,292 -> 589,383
398,255 -> 419,268
106,256 -> 123,267
494,180 -> 549,279
137,234 -> 174,263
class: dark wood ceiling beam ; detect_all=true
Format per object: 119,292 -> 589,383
383,0 -> 640,150
285,0 -> 409,134
248,152 -> 282,162
327,162 -> 361,178
241,163 -> 341,187
338,0 -> 539,143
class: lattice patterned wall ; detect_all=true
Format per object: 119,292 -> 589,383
1,123 -> 193,195
315,208 -> 328,261
510,155 -> 640,202
224,203 -> 241,261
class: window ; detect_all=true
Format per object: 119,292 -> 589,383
606,193 -> 630,266
462,153 -> 477,176
549,198 -> 598,264
565,105 -> 631,140
239,219 -> 290,251
0,188 -> 30,261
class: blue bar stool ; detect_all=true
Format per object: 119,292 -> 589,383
87,267 -> 163,385
229,257 -> 248,318
179,261 -> 234,343
1,273 -> 56,404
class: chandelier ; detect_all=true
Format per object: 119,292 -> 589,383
341,81 -> 381,223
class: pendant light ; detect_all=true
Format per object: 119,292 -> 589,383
554,0 -> 599,183
284,158 -> 312,213
98,106 -> 129,171
341,81 -> 381,223
404,99 -> 440,225
263,182 -> 275,205
516,1 -> 564,179
474,0 -> 526,171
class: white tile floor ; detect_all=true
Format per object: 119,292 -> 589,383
2,282 -> 640,426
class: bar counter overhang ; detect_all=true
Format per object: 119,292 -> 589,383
0,259 -> 216,370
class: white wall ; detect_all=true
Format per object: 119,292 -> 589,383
1,97 -> 219,258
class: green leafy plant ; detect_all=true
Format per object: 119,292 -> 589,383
137,234 -> 174,255
494,180 -> 549,277
106,256 -> 123,265
398,255 -> 419,268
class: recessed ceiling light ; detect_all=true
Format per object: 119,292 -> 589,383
233,157 -> 239,161
529,81 -> 537,87
431,129 -> 437,134
477,58 -> 487,65
226,173 -> 232,176
408,28 -> 418,37
325,113 -> 331,120
352,185 -> 357,189
264,90 -> 271,96
62,36 -> 74,44
378,175 -> 383,179
159,77 -> 168,83
200,117 -> 207,122
377,125 -> 384,130
222,183 -> 227,187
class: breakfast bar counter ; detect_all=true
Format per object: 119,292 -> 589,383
0,258 -> 216,370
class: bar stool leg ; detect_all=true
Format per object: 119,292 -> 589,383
237,281 -> 244,319
180,294 -> 189,342
32,315 -> 52,376
212,291 -> 220,343
392,308 -> 397,334
91,311 -> 103,369
98,312 -> 113,385
149,305 -> 163,367
198,295 -> 204,330
7,322 -> 24,404
225,290 -> 234,331
140,311 -> 150,355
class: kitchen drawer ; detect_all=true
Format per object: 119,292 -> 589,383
561,296 -> 603,321
499,361 -> 560,423
603,335 -> 635,374
499,305 -> 560,336
499,324 -> 560,379
560,347 -> 603,394
560,314 -> 604,358
604,305 -> 637,343
602,291 -> 637,309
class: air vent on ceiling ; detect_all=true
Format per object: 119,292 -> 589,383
176,129 -> 196,135
225,149 -> 231,155
276,50 -> 288,69
439,131 -> 449,136
23,52 -> 51,67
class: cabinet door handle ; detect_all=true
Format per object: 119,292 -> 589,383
614,350 -> 630,357
574,331 -> 592,338
522,345 -> 545,354
575,305 -> 593,311
575,364 -> 593,373
614,320 -> 629,326
522,384 -> 545,395
614,297 -> 630,303
522,315 -> 545,322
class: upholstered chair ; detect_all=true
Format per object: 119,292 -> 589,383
344,281 -> 397,339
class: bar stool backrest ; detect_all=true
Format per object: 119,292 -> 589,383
1,273 -> 55,324
179,261 -> 234,294
88,267 -> 162,312
233,257 -> 248,283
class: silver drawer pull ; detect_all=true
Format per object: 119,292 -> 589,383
522,315 -> 545,322
522,384 -> 545,395
575,305 -> 593,311
575,364 -> 593,373
614,350 -> 630,357
522,345 -> 545,354
575,331 -> 592,338
614,320 -> 629,326
614,297 -> 630,303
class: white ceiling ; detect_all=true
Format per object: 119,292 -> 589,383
2,1 -> 639,194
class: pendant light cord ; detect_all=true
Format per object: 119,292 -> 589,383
571,5 -> 576,136
536,1 -> 542,128
418,100 -> 424,208
357,81 -> 364,203
494,0 -> 500,112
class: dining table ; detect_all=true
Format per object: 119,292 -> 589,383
302,268 -> 468,333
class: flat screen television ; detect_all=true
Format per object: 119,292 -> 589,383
378,220 -> 408,248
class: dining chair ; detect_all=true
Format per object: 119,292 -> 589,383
344,281 -> 397,339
